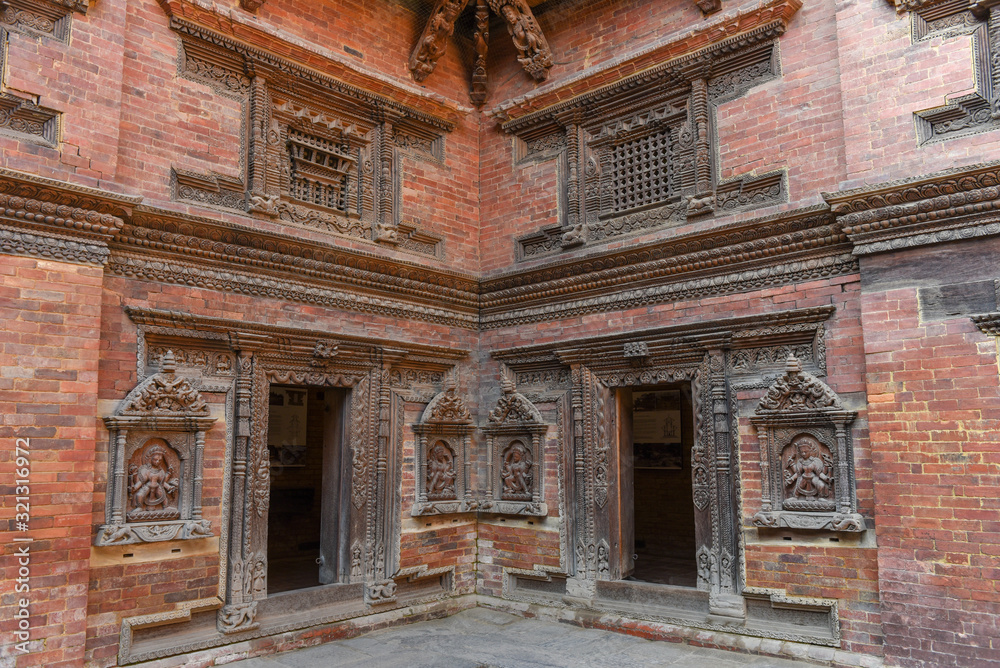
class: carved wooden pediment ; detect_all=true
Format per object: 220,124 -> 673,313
118,352 -> 210,417
421,386 -> 473,424
487,378 -> 544,426
756,355 -> 842,413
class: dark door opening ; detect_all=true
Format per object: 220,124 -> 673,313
266,386 -> 349,594
620,384 -> 698,587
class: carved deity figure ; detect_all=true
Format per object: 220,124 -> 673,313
783,435 -> 833,502
501,5 -> 539,57
412,0 -> 464,80
426,441 -> 457,500
500,440 -> 532,500
128,443 -> 179,518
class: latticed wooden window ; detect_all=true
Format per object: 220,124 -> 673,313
611,129 -> 673,212
287,128 -> 354,212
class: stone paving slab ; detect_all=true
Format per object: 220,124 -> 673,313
232,607 -> 818,668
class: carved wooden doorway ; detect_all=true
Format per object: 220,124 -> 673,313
616,383 -> 699,587
266,386 -> 350,593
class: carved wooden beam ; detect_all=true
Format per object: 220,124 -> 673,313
469,0 -> 490,105
409,0 -> 471,83
488,0 -> 553,81
240,0 -> 265,12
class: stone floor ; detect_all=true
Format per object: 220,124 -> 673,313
233,607 -> 817,668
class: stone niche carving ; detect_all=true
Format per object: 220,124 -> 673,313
96,351 -> 217,546
412,386 -> 475,515
750,356 -> 864,532
482,378 -> 548,516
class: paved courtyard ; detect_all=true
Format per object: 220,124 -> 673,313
234,607 -> 816,668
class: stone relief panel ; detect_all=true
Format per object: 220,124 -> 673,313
750,355 -> 864,532
96,351 -> 217,546
482,377 -> 548,516
411,386 -> 475,516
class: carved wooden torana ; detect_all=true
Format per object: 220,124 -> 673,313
97,351 -> 217,546
411,385 -> 476,515
751,355 -> 863,532
482,375 -> 548,516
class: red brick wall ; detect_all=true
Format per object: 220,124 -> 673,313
0,255 -> 104,668
860,249 -> 1000,667
834,0 -> 1000,189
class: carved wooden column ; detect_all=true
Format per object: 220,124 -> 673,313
219,349 -> 260,634
470,0 -> 490,106
374,112 -> 399,245
706,347 -> 743,619
688,76 -> 715,217
559,112 -> 586,248
247,76 -> 278,217
370,366 -> 398,598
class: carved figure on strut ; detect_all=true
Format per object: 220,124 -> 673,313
783,435 -> 833,501
500,440 -> 532,500
426,441 -> 457,500
129,443 -> 179,517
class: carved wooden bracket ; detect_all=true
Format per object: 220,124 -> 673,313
408,0 -> 552,105
750,355 -> 864,532
239,0 -> 265,12
408,0 -> 471,83
96,351 -> 218,546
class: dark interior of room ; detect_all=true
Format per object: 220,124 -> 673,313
630,384 -> 698,587
266,386 -> 329,594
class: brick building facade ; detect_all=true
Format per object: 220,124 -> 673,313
0,0 -> 998,666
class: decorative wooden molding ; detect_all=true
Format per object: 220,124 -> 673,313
890,0 -> 1000,145
481,206 -> 852,329
750,356 -> 864,532
824,159 -> 1000,255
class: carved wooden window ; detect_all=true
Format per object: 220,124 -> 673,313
412,387 -> 475,516
482,380 -> 548,516
287,127 -> 357,213
609,127 -> 674,213
96,351 -> 217,546
750,356 -> 864,532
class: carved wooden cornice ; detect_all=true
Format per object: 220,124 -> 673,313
0,167 -> 141,265
823,159 -> 1000,255
490,0 -> 801,129
480,206 -> 853,329
492,304 -> 835,368
126,306 -> 469,365
157,0 -> 461,131
117,205 -> 479,309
